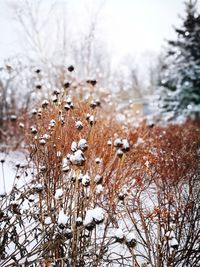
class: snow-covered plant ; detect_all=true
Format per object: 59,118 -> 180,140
0,91 -> 199,267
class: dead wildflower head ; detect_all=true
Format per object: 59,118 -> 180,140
86,79 -> 97,86
67,65 -> 74,72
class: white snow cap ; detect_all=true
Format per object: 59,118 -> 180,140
76,217 -> 82,223
126,232 -> 136,242
49,119 -> 56,127
19,122 -> 24,128
70,150 -> 85,165
78,139 -> 88,150
170,237 -> 179,248
89,115 -> 95,124
55,188 -> 63,199
95,157 -> 101,164
64,104 -> 70,110
117,148 -> 123,156
94,174 -> 102,184
44,216 -> 52,225
114,138 -> 123,147
82,174 -> 90,186
84,207 -> 105,225
42,99 -> 49,106
107,140 -> 112,145
42,134 -> 50,140
31,126 -> 37,133
33,183 -> 43,190
96,184 -> 103,193
39,139 -> 46,145
115,228 -> 124,240
52,95 -> 57,102
32,108 -> 37,114
91,207 -> 104,223
65,96 -> 72,104
75,121 -> 83,129
122,139 -> 130,150
62,158 -> 70,172
58,209 -> 68,225
71,141 -> 77,152
84,210 -> 94,226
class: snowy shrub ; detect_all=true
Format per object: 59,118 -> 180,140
0,90 -> 199,266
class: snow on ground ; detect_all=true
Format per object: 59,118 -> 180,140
0,151 -> 30,194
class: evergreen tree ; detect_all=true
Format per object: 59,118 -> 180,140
158,0 -> 200,121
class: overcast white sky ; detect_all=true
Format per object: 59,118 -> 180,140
0,0 -> 187,64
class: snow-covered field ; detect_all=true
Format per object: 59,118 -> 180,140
0,151 -> 30,195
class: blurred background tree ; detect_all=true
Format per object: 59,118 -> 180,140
157,0 -> 200,121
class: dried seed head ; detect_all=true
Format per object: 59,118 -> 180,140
88,115 -> 95,126
65,96 -> 72,105
71,141 -> 77,152
36,84 -> 42,89
33,183 -> 44,193
90,100 -> 97,109
28,194 -> 35,202
122,139 -> 130,152
35,69 -> 41,74
63,228 -> 73,239
78,139 -> 88,151
115,228 -> 124,243
67,65 -> 74,72
86,113 -> 91,120
49,120 -> 56,127
53,89 -> 60,95
70,150 -> 85,166
39,139 -> 46,145
41,99 -> 49,108
10,115 -> 17,122
82,174 -> 90,187
31,127 -> 37,134
95,99 -> 101,106
75,121 -> 83,130
64,104 -> 70,111
86,79 -> 97,86
85,221 -> 95,231
32,108 -> 37,115
40,166 -> 47,172
52,95 -> 58,103
62,158 -> 70,172
76,217 -> 83,227
19,122 -> 24,129
117,149 -> 124,158
63,81 -> 70,88
118,192 -> 125,201
94,174 -> 103,184
107,140 -> 112,146
126,232 -> 137,248
37,112 -> 42,118
114,138 -> 123,148
15,162 -> 20,168
42,134 -> 50,140
95,157 -> 101,164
